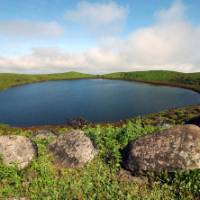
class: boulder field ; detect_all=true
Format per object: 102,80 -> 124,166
0,130 -> 97,169
1,125 -> 200,173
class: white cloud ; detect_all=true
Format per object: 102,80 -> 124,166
64,1 -> 128,35
0,0 -> 200,73
156,0 -> 186,23
0,20 -> 64,39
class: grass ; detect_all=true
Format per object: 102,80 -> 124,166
103,70 -> 200,92
0,121 -> 178,199
0,71 -> 95,90
0,70 -> 200,199
1,70 -> 200,92
0,108 -> 200,199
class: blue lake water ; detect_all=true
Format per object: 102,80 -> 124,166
0,79 -> 200,126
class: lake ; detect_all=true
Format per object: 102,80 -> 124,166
0,79 -> 200,126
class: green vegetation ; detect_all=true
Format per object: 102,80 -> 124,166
103,70 -> 200,92
1,104 -> 200,199
0,70 -> 200,199
1,70 -> 200,93
137,104 -> 200,126
0,71 -> 95,90
0,121 -> 190,199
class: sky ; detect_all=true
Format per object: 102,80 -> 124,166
0,0 -> 200,74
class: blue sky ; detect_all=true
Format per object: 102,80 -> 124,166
0,0 -> 200,73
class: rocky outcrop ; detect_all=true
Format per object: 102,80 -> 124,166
123,125 -> 200,173
0,135 -> 36,169
49,130 -> 97,168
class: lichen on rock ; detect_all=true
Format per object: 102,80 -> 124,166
49,130 -> 97,168
0,135 -> 36,169
123,125 -> 200,173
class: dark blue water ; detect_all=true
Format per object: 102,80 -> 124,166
0,79 -> 200,126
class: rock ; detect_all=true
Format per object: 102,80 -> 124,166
156,123 -> 173,129
49,130 -> 97,168
0,135 -> 36,169
66,117 -> 90,128
185,116 -> 200,127
33,129 -> 57,140
122,125 -> 200,173
117,169 -> 148,184
8,197 -> 28,200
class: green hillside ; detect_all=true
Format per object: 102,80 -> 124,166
1,70 -> 200,93
0,72 -> 95,90
103,70 -> 200,92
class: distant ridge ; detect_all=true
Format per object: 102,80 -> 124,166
0,71 -> 95,90
102,70 -> 200,93
0,70 -> 200,92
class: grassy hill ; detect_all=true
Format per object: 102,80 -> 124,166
103,70 -> 200,92
1,70 -> 200,92
0,71 -> 95,91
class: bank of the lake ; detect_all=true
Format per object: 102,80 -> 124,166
1,70 -> 200,94
0,71 -> 96,91
102,70 -> 200,93
0,79 -> 200,127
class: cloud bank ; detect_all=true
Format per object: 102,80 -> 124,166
0,0 -> 200,73
0,20 -> 63,39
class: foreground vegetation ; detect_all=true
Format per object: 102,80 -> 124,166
103,70 -> 200,92
0,104 -> 200,199
0,71 -> 95,90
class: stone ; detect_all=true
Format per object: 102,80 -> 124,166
122,125 -> 200,173
117,169 -> 148,184
185,116 -> 200,127
0,135 -> 36,169
49,130 -> 97,168
33,129 -> 57,140
156,123 -> 173,129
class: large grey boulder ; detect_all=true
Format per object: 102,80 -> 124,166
123,125 -> 200,173
0,135 -> 36,169
49,130 -> 97,168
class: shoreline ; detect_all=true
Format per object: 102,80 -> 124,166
0,77 -> 97,91
101,77 -> 200,94
1,75 -> 199,94
0,75 -> 200,129
5,103 -> 200,130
